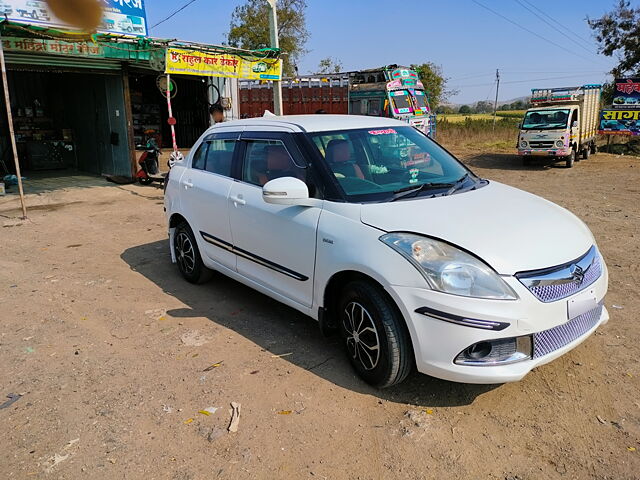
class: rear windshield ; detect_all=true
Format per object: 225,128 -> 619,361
310,126 -> 469,202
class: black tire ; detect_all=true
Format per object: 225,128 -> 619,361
582,146 -> 590,160
173,222 -> 212,284
565,149 -> 575,168
338,280 -> 413,388
590,143 -> 598,155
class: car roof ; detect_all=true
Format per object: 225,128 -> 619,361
208,114 -> 408,134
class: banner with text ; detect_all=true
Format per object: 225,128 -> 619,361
1,0 -> 147,36
612,78 -> 640,110
598,109 -> 640,136
165,48 -> 281,80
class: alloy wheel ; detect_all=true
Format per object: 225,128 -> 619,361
175,232 -> 195,275
343,302 -> 381,371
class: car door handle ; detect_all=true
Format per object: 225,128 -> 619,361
183,180 -> 194,189
230,195 -> 246,205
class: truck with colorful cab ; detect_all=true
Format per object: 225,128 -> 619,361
348,65 -> 435,137
517,85 -> 601,168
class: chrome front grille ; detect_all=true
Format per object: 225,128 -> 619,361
533,303 -> 603,358
516,246 -> 602,303
529,141 -> 554,148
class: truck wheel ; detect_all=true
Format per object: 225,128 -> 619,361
590,143 -> 598,155
582,147 -> 590,160
565,149 -> 575,168
338,280 -> 413,388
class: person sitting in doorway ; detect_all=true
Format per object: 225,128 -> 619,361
209,103 -> 225,124
325,139 -> 365,180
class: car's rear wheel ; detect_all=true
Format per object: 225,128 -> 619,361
338,280 -> 413,388
174,222 -> 212,284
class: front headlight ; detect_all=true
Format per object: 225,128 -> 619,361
380,233 -> 518,299
555,140 -> 564,148
519,140 -> 528,148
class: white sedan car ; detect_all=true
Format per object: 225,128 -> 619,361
164,115 -> 608,387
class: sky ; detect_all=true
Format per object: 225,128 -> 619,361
145,0 -> 622,104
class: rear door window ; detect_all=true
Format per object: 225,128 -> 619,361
191,142 -> 208,170
204,139 -> 236,177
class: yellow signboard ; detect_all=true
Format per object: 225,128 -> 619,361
165,48 -> 281,80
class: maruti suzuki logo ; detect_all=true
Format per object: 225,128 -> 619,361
570,264 -> 585,285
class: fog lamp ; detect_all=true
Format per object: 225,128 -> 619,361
455,336 -> 532,366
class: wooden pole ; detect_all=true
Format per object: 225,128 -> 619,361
0,33 -> 27,219
121,68 -> 137,178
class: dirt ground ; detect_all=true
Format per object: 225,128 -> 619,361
1,149 -> 639,480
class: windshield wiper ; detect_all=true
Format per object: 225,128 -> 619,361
444,173 -> 471,196
389,180 -> 455,202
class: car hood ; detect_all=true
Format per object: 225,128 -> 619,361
360,181 -> 594,275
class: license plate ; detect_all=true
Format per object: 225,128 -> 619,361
531,151 -> 550,156
567,287 -> 598,319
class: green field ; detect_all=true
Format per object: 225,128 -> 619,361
437,111 -> 526,123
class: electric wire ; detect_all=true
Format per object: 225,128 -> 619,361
470,0 -> 604,65
514,0 -> 596,56
520,0 -> 596,47
150,0 -> 199,30
453,72 -> 612,88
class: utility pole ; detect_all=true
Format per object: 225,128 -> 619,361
492,68 -> 500,131
266,0 -> 283,115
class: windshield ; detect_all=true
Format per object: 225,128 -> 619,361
389,90 -> 412,113
412,91 -> 428,110
310,126 -> 471,201
522,109 -> 570,130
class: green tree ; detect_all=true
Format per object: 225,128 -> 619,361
410,62 -> 456,110
474,100 -> 493,114
458,105 -> 471,114
588,1 -> 640,76
316,57 -> 343,74
227,0 -> 309,77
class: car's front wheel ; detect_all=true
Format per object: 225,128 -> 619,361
338,280 -> 413,388
174,222 -> 212,284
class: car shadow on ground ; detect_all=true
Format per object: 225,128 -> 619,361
463,152 -> 568,171
121,240 -> 500,407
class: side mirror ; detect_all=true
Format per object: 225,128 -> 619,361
572,121 -> 578,128
262,177 -> 312,206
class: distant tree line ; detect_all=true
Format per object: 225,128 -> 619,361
435,99 -> 531,115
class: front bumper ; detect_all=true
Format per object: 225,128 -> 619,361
387,265 -> 608,384
518,148 -> 569,156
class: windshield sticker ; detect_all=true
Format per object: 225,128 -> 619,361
401,153 -> 430,168
409,168 -> 420,183
368,128 -> 397,136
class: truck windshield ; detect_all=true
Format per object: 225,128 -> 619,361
309,126 -> 472,202
522,109 -> 570,130
412,91 -> 428,109
389,91 -> 412,112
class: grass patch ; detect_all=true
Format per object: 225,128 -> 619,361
435,117 -> 519,152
